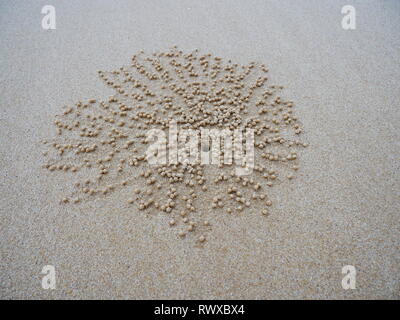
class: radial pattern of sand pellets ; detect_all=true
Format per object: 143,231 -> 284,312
42,47 -> 308,244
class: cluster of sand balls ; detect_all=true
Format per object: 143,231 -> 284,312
42,46 -> 308,244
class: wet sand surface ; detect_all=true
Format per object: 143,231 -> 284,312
0,0 -> 399,299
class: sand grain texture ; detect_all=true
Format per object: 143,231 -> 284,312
0,0 -> 399,299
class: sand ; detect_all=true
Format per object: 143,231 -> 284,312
0,0 -> 399,299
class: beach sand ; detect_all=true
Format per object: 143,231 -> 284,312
0,0 -> 399,299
